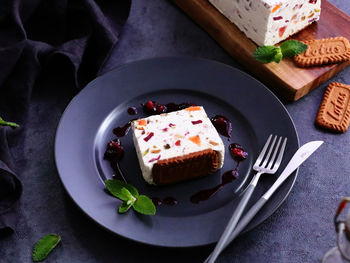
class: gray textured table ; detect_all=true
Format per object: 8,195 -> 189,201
2,0 -> 350,262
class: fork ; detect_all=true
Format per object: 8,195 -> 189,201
205,134 -> 287,263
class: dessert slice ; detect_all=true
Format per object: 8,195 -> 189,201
208,0 -> 321,46
131,106 -> 225,185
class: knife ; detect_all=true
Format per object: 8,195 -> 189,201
204,140 -> 323,262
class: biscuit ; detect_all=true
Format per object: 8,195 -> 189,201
316,82 -> 350,133
152,149 -> 219,185
294,37 -> 350,67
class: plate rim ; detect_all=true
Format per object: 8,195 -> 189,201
54,56 -> 300,248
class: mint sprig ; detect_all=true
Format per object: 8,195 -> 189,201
253,40 -> 308,63
105,179 -> 156,215
280,40 -> 308,58
253,45 -> 280,63
0,117 -> 19,128
32,234 -> 61,262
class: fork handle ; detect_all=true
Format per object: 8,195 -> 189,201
204,197 -> 267,263
223,197 -> 267,250
206,173 -> 262,263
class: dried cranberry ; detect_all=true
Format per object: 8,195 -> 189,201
273,16 -> 283,21
309,0 -> 317,3
192,120 -> 203,125
229,143 -> 248,161
104,139 -> 124,161
233,148 -> 248,159
156,104 -> 167,114
143,100 -> 168,115
175,140 -> 181,146
145,100 -> 154,109
230,143 -> 243,150
144,132 -> 154,142
143,101 -> 156,114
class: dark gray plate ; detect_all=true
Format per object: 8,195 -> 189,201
55,57 -> 299,247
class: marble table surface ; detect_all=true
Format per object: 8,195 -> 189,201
2,0 -> 350,262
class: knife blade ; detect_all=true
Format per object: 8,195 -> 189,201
220,140 -> 323,253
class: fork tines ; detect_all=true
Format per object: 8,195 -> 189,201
254,134 -> 287,173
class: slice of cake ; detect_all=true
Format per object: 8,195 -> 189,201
131,106 -> 225,185
208,0 -> 321,46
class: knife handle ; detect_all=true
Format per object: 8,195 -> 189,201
222,197 -> 268,251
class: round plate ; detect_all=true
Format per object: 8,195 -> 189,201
55,57 -> 299,247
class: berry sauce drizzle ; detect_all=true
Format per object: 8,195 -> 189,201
104,139 -> 127,182
190,169 -> 239,204
163,197 -> 178,206
151,196 -> 178,206
113,120 -> 136,138
151,197 -> 162,206
210,115 -> 232,138
190,143 -> 248,204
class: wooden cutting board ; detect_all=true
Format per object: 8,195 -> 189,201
172,0 -> 350,101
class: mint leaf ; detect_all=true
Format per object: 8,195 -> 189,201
133,195 -> 156,215
253,46 -> 279,63
118,201 -> 133,213
273,48 -> 283,63
280,40 -> 308,58
32,234 -> 61,262
0,117 -> 19,128
105,180 -> 157,216
118,187 -> 136,202
105,179 -> 139,198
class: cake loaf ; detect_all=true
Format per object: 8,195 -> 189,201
131,106 -> 225,185
208,0 -> 321,46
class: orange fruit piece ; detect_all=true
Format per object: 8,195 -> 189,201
189,135 -> 201,146
138,119 -> 147,126
271,4 -> 281,13
185,106 -> 202,112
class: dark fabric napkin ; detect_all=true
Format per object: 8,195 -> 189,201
0,0 -> 131,235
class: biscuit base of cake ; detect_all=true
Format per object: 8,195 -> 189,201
152,149 -> 219,185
